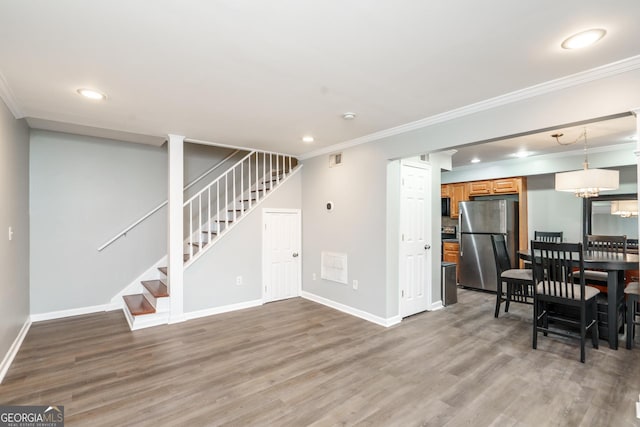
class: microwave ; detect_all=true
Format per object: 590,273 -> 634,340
441,197 -> 451,217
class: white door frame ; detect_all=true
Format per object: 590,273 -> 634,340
398,160 -> 433,317
262,208 -> 302,302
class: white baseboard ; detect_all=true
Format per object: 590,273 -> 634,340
301,291 -> 401,328
0,318 -> 31,383
30,304 -> 116,323
429,301 -> 445,311
184,299 -> 263,321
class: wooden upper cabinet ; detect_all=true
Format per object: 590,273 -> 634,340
441,183 -> 451,198
468,180 -> 492,196
492,177 -> 521,194
450,183 -> 468,219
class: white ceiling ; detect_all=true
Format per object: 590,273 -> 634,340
447,113 -> 638,168
0,1 -> 639,156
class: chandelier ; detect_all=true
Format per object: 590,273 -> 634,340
554,129 -> 619,198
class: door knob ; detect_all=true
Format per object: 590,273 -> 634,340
424,244 -> 431,250
292,252 -> 299,258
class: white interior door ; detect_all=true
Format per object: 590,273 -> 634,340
399,161 -> 432,317
263,209 -> 301,303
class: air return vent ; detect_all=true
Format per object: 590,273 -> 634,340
329,152 -> 343,167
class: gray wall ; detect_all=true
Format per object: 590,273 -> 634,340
302,144 -> 389,318
184,171 -> 302,312
30,131 -> 235,314
0,99 -> 30,359
301,67 -> 640,322
527,165 -> 638,243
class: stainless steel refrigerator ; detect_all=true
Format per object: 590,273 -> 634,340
458,200 -> 519,291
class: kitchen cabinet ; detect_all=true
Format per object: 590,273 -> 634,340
441,183 -> 451,198
468,180 -> 492,196
445,176 -> 528,267
450,183 -> 468,219
493,177 -> 521,194
443,241 -> 460,281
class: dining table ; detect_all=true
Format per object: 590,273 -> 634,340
519,250 -> 639,350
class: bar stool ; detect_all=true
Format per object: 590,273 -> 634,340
625,282 -> 639,349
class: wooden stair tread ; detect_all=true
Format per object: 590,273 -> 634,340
141,280 -> 169,298
251,189 -> 266,193
123,294 -> 155,316
158,266 -> 167,275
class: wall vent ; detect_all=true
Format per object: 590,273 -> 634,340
329,152 -> 343,167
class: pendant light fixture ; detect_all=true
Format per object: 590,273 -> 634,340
554,129 -> 619,198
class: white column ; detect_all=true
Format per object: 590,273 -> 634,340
168,134 -> 185,323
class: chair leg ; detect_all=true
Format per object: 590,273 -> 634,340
628,296 -> 637,350
580,305 -> 586,363
505,283 -> 511,313
542,302 -> 548,337
591,299 -> 598,349
532,299 -> 538,350
494,282 -> 502,318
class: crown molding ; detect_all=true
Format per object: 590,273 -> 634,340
0,69 -> 23,118
299,55 -> 640,160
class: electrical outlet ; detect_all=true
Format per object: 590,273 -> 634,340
312,273 -> 317,281
8,226 -> 13,241
352,279 -> 358,290
236,276 -> 242,286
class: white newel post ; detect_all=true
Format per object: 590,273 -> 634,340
168,134 -> 185,323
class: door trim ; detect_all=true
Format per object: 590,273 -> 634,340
262,208 -> 302,302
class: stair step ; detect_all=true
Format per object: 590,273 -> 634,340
123,294 -> 155,316
190,241 -> 208,248
214,219 -> 234,223
241,199 -> 258,203
227,209 -> 244,212
141,280 -> 169,298
158,266 -> 167,275
202,230 -> 218,235
251,189 -> 267,193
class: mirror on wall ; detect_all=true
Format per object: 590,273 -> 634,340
583,193 -> 639,252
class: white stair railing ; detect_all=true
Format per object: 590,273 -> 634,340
183,150 -> 297,264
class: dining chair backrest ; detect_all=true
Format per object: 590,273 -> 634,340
491,234 -> 511,275
531,241 -> 586,300
534,231 -> 563,243
587,234 -> 627,254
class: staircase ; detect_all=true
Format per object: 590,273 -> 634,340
121,150 -> 299,330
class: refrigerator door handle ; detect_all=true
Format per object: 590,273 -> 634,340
458,212 -> 463,257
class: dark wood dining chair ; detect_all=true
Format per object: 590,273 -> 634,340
579,235 -> 627,287
534,231 -> 563,243
491,234 -> 533,318
625,282 -> 639,349
531,241 -> 599,363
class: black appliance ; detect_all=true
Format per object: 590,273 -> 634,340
441,225 -> 456,240
441,197 -> 451,217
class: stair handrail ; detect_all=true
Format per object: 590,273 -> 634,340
183,150 -> 254,206
97,149 -> 240,251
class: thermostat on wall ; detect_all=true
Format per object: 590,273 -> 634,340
326,201 -> 334,211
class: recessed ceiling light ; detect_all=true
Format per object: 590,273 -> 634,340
302,136 -> 314,143
470,158 -> 481,164
561,29 -> 606,49
342,112 -> 356,120
77,88 -> 106,100
513,150 -> 532,158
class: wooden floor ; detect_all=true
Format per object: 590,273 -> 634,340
2,289 -> 640,426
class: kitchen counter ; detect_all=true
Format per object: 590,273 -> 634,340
442,239 -> 459,243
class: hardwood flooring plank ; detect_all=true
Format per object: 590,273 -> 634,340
1,291 -> 639,426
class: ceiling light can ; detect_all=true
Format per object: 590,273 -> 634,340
342,112 -> 356,120
302,136 -> 314,143
561,28 -> 606,49
77,88 -> 106,100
